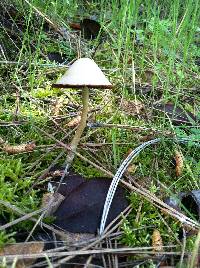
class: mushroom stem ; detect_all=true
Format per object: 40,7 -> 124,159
66,87 -> 89,164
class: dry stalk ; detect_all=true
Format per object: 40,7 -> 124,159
0,247 -> 181,261
0,199 -> 72,240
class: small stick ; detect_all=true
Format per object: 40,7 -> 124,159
0,200 -> 72,240
0,247 -> 181,260
24,0 -> 63,37
88,122 -> 171,135
0,208 -> 45,231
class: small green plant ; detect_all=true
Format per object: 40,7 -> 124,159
121,192 -> 180,247
0,231 -> 16,248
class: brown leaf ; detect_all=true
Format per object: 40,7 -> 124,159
126,164 -> 137,174
3,142 -> 36,154
139,134 -> 156,142
121,99 -> 144,116
41,192 -> 65,217
124,149 -> 137,174
152,229 -> 163,252
175,150 -> 184,177
67,115 -> 81,127
69,22 -> 81,30
154,103 -> 198,125
142,69 -> 155,83
80,19 -> 101,39
52,98 -> 63,116
47,52 -> 66,64
0,242 -> 44,268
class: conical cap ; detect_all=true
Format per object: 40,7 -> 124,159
52,58 -> 112,89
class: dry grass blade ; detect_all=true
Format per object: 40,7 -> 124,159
46,206 -> 132,268
0,199 -> 73,240
0,246 -> 180,261
0,207 -> 45,231
122,179 -> 200,230
187,229 -> 200,268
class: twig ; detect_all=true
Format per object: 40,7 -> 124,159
179,227 -> 186,267
187,228 -> 200,268
0,208 -> 45,231
82,142 -> 132,147
87,122 -> 166,134
0,121 -> 26,126
0,200 -> 73,240
23,0 -> 63,37
0,247 -> 181,260
33,205 -> 132,267
34,125 -> 113,177
84,255 -> 93,268
1,141 -> 36,154
54,207 -> 132,267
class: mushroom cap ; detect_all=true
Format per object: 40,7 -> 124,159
52,58 -> 112,89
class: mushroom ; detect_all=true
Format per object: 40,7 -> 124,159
52,58 -> 112,166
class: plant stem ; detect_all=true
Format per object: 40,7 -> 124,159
66,87 -> 89,164
55,88 -> 89,191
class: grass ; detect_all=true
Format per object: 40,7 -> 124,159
0,0 -> 200,265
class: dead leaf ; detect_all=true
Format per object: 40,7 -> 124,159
80,19 -> 101,39
126,164 -> 137,174
175,150 -> 184,177
3,141 -> 36,154
142,69 -> 155,83
0,242 -> 44,268
121,99 -> 144,116
124,149 -> 137,174
153,103 -> 198,125
152,229 -> 163,252
52,98 -> 64,116
41,192 -> 65,217
135,83 -> 153,95
67,115 -> 81,127
69,22 -> 81,30
47,52 -> 66,64
139,134 -> 156,142
53,171 -> 128,233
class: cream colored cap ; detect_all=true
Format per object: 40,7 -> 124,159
52,58 -> 112,89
